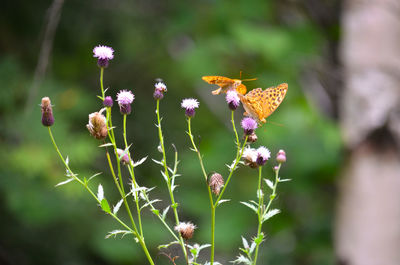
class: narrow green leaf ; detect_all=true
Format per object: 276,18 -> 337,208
101,198 -> 111,213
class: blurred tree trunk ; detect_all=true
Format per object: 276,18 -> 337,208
336,0 -> 400,265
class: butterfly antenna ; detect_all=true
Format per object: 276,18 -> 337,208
268,121 -> 284,127
241,78 -> 257,82
239,70 -> 242,79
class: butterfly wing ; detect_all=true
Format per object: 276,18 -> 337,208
202,76 -> 236,86
241,88 -> 266,123
262,83 -> 288,119
202,76 -> 242,95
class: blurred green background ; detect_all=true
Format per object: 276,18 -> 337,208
0,0 -> 341,264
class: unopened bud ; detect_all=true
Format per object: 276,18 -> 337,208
247,132 -> 258,143
276,149 -> 286,163
87,111 -> 107,140
103,96 -> 113,107
117,148 -> 131,165
40,97 -> 54,127
208,172 -> 224,195
174,222 -> 196,240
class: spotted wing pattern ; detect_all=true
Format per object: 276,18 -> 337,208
240,83 -> 288,123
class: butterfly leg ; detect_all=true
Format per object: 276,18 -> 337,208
211,87 -> 222,95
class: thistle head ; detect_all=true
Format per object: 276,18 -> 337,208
153,81 -> 167,100
40,97 -> 54,127
181,98 -> 199,118
226,90 -> 240,110
276,149 -> 286,163
241,117 -> 257,136
93,45 -> 114,68
256,146 -> 271,166
116,90 -> 135,115
208,172 -> 224,196
174,222 -> 196,240
87,110 -> 107,140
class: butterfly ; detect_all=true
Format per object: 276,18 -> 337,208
239,83 -> 288,124
202,76 -> 251,95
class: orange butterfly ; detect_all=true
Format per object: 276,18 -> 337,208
239,83 -> 288,124
202,76 -> 252,95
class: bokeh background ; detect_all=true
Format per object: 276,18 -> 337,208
2,0 -> 399,265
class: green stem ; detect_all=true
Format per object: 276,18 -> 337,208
186,117 -> 215,264
156,100 -> 188,262
253,164 -> 280,265
100,67 -> 105,99
123,114 -> 144,237
215,136 -> 248,206
47,127 -> 155,265
231,110 -> 240,153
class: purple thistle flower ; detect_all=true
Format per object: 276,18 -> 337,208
226,90 -> 240,110
41,97 -> 54,127
256,146 -> 271,166
116,90 -> 135,115
103,96 -> 113,107
241,117 -> 258,135
181,98 -> 199,117
93,45 -> 114,68
153,82 -> 167,100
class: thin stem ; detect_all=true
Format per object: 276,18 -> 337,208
253,164 -> 281,265
215,136 -> 248,206
231,110 -> 240,153
142,192 -> 180,242
156,100 -> 188,262
100,67 -> 105,99
123,114 -> 144,237
47,127 -> 155,265
186,117 -> 215,264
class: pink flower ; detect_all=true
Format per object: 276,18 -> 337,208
116,90 -> 135,114
241,117 -> 258,135
181,98 -> 199,117
226,90 -> 240,110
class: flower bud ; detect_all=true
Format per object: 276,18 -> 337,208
103,96 -> 113,107
247,132 -> 258,143
276,149 -> 286,163
41,97 -> 54,127
208,172 -> 224,195
87,111 -> 108,140
174,222 -> 196,240
117,148 -> 131,165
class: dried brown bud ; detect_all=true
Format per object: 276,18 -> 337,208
41,97 -> 54,127
87,111 -> 107,140
247,132 -> 258,143
208,172 -> 224,195
174,222 -> 196,240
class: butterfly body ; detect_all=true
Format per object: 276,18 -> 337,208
202,76 -> 247,95
240,83 -> 288,124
